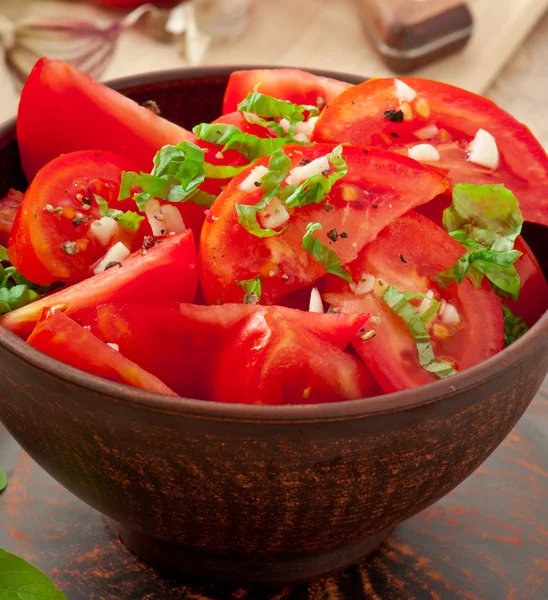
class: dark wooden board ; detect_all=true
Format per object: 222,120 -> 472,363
1,382 -> 547,600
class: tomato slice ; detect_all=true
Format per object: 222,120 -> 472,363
312,77 -> 548,226
27,310 -> 177,396
223,69 -> 352,114
213,309 -> 380,405
324,211 -> 504,393
1,230 -> 197,339
68,302 -> 368,399
199,143 -> 449,305
18,58 -> 194,181
0,189 -> 22,247
503,236 -> 548,328
8,150 -> 142,285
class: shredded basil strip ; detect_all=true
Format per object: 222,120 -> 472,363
235,146 -> 347,238
193,123 -> 309,161
119,140 -> 216,210
381,285 -> 457,379
302,222 -> 352,283
94,195 -> 144,231
0,467 -> 7,493
501,304 -> 528,346
236,276 -> 262,304
437,184 -> 523,300
401,291 -> 440,323
237,90 -> 318,136
0,245 -> 44,315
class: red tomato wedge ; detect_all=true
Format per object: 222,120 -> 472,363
503,236 -> 548,328
0,189 -> 22,247
1,230 -> 197,339
324,211 -> 504,393
213,309 -> 380,405
18,58 -> 193,181
312,77 -> 548,226
200,143 -> 449,305
27,310 -> 177,396
223,69 -> 352,114
69,302 -> 368,399
8,150 -> 140,285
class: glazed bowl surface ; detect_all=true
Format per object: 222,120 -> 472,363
0,66 -> 546,585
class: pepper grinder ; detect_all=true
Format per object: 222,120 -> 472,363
354,0 -> 473,72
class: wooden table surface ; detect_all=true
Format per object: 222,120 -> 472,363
1,3 -> 548,600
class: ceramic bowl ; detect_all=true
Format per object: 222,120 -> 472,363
0,67 -> 546,585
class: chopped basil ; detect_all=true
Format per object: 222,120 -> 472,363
236,276 -> 262,304
237,90 -> 318,136
302,222 -> 352,283
0,467 -> 6,493
0,246 -> 43,315
203,163 -> 249,179
0,548 -> 68,599
501,305 -> 528,346
94,195 -> 144,231
381,285 -> 457,379
119,141 -> 216,210
235,146 -> 347,238
437,184 -> 523,300
401,291 -> 440,323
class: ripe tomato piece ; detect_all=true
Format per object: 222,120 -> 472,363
213,309 -> 380,404
312,77 -> 548,227
1,230 -> 197,339
8,150 -> 141,285
200,143 -> 449,305
27,310 -> 176,396
0,189 -> 22,247
18,58 -> 193,181
503,236 -> 548,328
324,211 -> 504,393
69,302 -> 368,399
223,69 -> 352,114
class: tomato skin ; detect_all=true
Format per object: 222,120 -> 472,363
8,150 -> 140,285
18,58 -> 193,181
1,230 -> 197,339
68,302 -> 368,399
223,69 -> 352,115
0,189 -> 22,247
200,143 -> 449,305
325,211 -> 504,393
213,310 -> 380,405
27,311 -> 177,396
312,77 -> 548,227
503,236 -> 548,328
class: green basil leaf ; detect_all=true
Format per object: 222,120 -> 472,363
0,467 -> 7,493
193,123 -> 308,161
0,247 -> 44,314
282,145 -> 347,208
203,163 -> 249,179
0,245 -> 9,262
95,195 -> 144,231
0,548 -> 68,599
302,222 -> 352,283
401,291 -> 440,323
501,304 -> 528,346
236,276 -> 262,304
381,285 -> 457,379
235,203 -> 282,238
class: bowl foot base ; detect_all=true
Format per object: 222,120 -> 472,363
106,519 -> 392,585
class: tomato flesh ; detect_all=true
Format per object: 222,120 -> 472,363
325,211 -> 504,393
222,69 -> 352,115
18,58 -> 194,182
69,302 -> 368,399
8,150 -> 141,285
200,143 -> 449,305
1,230 -> 197,339
27,310 -> 177,396
0,189 -> 22,247
312,77 -> 548,227
213,309 -> 380,405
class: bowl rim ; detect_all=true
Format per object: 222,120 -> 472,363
0,64 -> 546,423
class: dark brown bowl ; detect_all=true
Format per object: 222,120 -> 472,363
0,67 -> 546,585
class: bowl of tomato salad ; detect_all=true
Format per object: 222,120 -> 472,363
0,60 -> 546,584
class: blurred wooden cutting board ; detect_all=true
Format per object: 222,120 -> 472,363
1,0 -> 548,123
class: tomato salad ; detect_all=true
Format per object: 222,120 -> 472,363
0,59 -> 546,404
